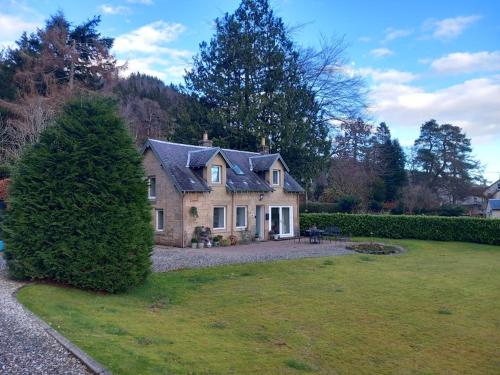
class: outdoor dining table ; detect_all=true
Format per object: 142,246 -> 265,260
305,229 -> 324,244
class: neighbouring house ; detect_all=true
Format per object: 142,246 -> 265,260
484,179 -> 500,200
486,199 -> 500,218
142,133 -> 304,247
458,195 -> 484,217
484,180 -> 500,219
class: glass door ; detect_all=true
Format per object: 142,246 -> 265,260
270,207 -> 280,234
281,207 -> 291,235
269,206 -> 293,237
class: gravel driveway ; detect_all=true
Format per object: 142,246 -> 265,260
153,239 -> 354,272
0,258 -> 90,375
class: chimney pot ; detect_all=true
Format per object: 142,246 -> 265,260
200,131 -> 213,147
260,136 -> 269,154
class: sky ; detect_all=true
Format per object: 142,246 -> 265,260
1,0 -> 499,182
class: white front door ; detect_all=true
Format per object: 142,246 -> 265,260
269,206 -> 293,237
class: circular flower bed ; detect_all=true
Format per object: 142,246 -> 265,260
346,242 -> 403,255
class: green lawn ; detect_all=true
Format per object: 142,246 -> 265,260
18,239 -> 500,374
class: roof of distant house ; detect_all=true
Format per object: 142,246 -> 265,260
142,139 -> 304,194
488,199 -> 500,210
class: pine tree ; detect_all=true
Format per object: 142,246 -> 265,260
371,122 -> 406,203
184,0 -> 331,183
3,96 -> 153,292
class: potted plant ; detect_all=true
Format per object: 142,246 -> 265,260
191,238 -> 198,249
213,235 -> 222,247
269,229 -> 279,240
189,206 -> 199,218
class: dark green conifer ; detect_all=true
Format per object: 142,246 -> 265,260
3,96 -> 153,292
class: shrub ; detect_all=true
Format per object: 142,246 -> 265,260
437,204 -> 466,217
300,202 -> 339,213
3,96 -> 153,292
301,213 -> 500,245
337,196 -> 360,213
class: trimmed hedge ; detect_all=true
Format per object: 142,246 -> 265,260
301,213 -> 500,245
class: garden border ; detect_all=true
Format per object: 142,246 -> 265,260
14,285 -> 112,375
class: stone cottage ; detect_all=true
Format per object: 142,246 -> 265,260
142,134 -> 304,247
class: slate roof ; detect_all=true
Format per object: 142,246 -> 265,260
249,154 -> 289,172
143,139 -> 304,194
488,199 -> 500,210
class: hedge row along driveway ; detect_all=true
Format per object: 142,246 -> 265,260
301,213 -> 500,245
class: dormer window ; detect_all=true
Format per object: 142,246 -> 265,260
211,165 -> 222,183
148,176 -> 156,199
272,170 -> 280,185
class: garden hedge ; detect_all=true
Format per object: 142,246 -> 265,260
301,213 -> 500,245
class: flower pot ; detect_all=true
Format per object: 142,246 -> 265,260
273,234 -> 279,240
199,242 -> 205,249
191,243 -> 198,249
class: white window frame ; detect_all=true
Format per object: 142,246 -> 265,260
148,176 -> 156,199
211,165 -> 222,184
213,206 -> 226,230
155,208 -> 164,231
235,206 -> 247,229
268,205 -> 293,237
272,169 -> 280,186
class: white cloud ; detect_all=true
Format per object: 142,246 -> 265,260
99,4 -> 131,15
359,68 -> 418,84
0,13 -> 41,48
370,47 -> 394,58
127,0 -> 154,4
112,21 -> 192,84
430,51 -> 500,74
358,36 -> 371,43
425,15 -> 481,40
383,27 -> 412,43
367,75 -> 500,142
113,21 -> 186,54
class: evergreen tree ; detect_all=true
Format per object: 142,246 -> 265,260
3,96 -> 153,292
184,0 -> 331,183
371,122 -> 407,202
413,119 -> 480,203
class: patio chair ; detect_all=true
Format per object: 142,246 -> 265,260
293,228 -> 305,243
322,226 -> 341,243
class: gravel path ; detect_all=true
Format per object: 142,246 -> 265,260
0,258 -> 90,375
153,239 -> 354,272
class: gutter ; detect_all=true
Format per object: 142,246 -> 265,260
181,193 -> 185,248
231,192 -> 234,236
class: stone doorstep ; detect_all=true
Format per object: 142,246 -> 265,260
13,285 -> 112,375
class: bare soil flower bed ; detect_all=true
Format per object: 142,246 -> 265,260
346,242 -> 403,255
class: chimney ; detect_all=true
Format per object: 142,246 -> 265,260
200,131 -> 213,147
260,136 -> 269,154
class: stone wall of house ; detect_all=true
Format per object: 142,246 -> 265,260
143,149 -> 184,247
183,155 -> 300,244
144,151 -> 301,247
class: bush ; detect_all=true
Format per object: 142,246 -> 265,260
301,213 -> 500,245
337,196 -> 360,213
300,202 -> 340,213
3,96 -> 153,292
437,204 -> 466,217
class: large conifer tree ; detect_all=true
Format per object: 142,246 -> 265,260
184,0 -> 331,183
3,96 -> 153,292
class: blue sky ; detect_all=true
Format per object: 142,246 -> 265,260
1,0 -> 499,182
